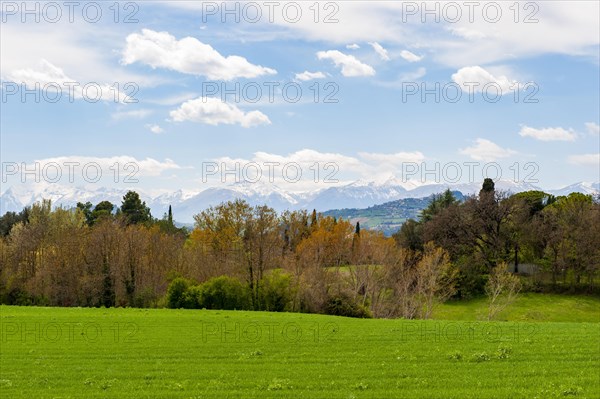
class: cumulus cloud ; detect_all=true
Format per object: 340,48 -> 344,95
295,71 -> 326,81
519,125 -> 577,142
122,29 -> 276,80
567,153 -> 599,167
207,148 -> 432,190
316,50 -> 375,77
451,66 -> 518,94
346,43 -> 360,50
459,139 -> 517,162
368,42 -> 390,61
33,155 -> 181,177
400,50 -> 423,63
585,122 -> 600,135
6,59 -> 131,103
169,97 -> 271,128
146,124 -> 165,134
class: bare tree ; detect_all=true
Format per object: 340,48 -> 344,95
486,262 -> 521,321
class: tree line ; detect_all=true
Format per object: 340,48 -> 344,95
0,179 -> 598,318
394,179 -> 600,295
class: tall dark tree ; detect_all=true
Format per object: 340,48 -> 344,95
480,178 -> 495,196
76,202 -> 93,225
91,201 -> 114,224
420,189 -> 458,222
0,207 -> 29,236
120,191 -> 151,225
310,209 -> 318,231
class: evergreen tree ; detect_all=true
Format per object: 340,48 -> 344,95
120,191 -> 151,225
480,178 -> 495,195
310,209 -> 318,230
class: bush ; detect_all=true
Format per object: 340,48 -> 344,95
166,277 -> 192,309
133,287 -> 159,308
323,291 -> 372,318
454,258 -> 487,299
259,270 -> 293,312
198,276 -> 250,310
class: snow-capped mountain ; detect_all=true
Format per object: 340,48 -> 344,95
0,183 -> 139,215
547,182 -> 600,197
1,179 -> 597,223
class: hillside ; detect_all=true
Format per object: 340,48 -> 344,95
323,191 -> 466,235
1,305 -> 598,398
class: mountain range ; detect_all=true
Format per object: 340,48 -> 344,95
1,179 -> 598,224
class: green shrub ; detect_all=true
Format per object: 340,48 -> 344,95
259,270 -> 293,312
166,277 -> 192,309
182,285 -> 203,309
198,276 -> 250,310
323,291 -> 372,318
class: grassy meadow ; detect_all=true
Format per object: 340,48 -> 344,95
1,297 -> 599,398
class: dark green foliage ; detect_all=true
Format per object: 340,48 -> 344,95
76,202 -> 93,225
259,270 -> 293,312
420,189 -> 458,223
120,191 -> 152,225
93,201 -> 114,223
198,276 -> 250,310
513,190 -> 555,216
166,277 -> 193,309
324,292 -> 372,318
393,219 -> 423,251
78,200 -> 114,226
454,257 -> 488,298
480,178 -> 495,195
0,207 -> 29,236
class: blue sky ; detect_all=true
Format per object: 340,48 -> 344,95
1,1 -> 599,195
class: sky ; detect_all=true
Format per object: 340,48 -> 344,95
1,1 -> 599,195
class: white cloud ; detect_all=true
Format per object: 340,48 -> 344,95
33,156 -> 181,177
369,42 -> 390,61
400,50 -> 423,63
146,124 -> 165,134
519,125 -> 577,142
162,2 -> 599,68
447,27 -> 487,40
346,44 -> 360,50
0,23 -> 154,89
459,139 -> 517,162
568,153 -> 599,167
209,149 -> 429,191
170,97 -> 271,128
146,92 -> 198,106
122,29 -> 277,80
6,59 -> 132,103
316,50 -> 375,77
451,66 -> 518,94
295,71 -> 326,81
585,122 -> 600,135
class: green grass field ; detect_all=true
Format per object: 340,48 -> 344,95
434,293 -> 600,323
1,298 -> 599,398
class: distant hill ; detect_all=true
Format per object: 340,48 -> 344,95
322,191 -> 466,236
